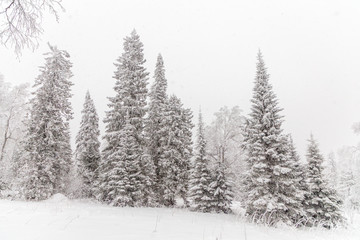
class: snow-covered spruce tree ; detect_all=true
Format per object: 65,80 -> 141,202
177,104 -> 194,206
146,55 -> 193,206
146,54 -> 169,205
97,30 -> 155,206
189,110 -> 214,212
21,44 -> 73,200
209,160 -> 234,213
243,51 -> 302,226
74,91 -> 101,198
160,95 -> 193,206
105,115 -> 145,207
303,135 -> 344,228
287,135 -> 308,222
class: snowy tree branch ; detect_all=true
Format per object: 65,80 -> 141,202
0,0 -> 64,56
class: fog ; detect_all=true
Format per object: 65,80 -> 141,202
1,0 -> 360,158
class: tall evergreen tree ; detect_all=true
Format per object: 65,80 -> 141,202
74,91 -> 101,198
21,44 -> 73,200
146,54 -> 168,204
106,115 -> 145,207
189,110 -> 213,212
160,95 -> 193,206
177,104 -> 194,206
146,55 -> 193,206
243,51 -> 302,225
209,161 -> 234,213
97,30 -> 155,206
303,135 -> 344,228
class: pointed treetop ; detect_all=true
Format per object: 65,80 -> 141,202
150,53 -> 167,102
157,53 -> 163,64
197,108 -> 205,137
257,48 -> 263,59
308,133 -> 315,144
306,134 -> 324,163
256,49 -> 265,66
198,107 -> 203,122
131,29 -> 137,36
83,90 -> 94,106
255,50 -> 268,80
128,29 -> 140,43
46,42 -> 70,58
197,107 -> 205,134
154,53 -> 165,78
250,51 -> 282,124
121,30 -> 145,65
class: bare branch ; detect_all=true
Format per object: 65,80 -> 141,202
0,0 -> 64,57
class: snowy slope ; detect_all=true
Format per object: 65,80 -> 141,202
0,195 -> 359,240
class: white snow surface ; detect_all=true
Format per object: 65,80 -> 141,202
0,195 -> 359,240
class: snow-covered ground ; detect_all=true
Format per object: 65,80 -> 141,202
0,194 -> 359,240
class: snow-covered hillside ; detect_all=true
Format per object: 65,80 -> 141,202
0,194 -> 359,240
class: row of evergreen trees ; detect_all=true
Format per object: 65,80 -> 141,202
11,30 -> 344,228
15,31 -> 233,214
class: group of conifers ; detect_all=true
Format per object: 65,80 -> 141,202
14,30 -> 344,228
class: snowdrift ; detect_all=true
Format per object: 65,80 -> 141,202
0,198 -> 359,240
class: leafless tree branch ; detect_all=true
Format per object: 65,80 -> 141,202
0,0 -> 64,57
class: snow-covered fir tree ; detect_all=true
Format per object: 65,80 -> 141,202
74,91 -> 101,198
160,95 -> 193,206
303,135 -> 344,228
243,51 -> 303,225
177,104 -> 194,205
145,55 -> 193,206
287,135 -> 308,222
102,115 -> 146,207
20,44 -> 73,200
209,161 -> 233,213
189,110 -> 214,212
146,54 -> 169,205
97,30 -> 155,206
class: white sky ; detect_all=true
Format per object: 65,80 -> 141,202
1,0 -> 360,159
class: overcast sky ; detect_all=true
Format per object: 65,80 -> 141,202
1,0 -> 360,159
